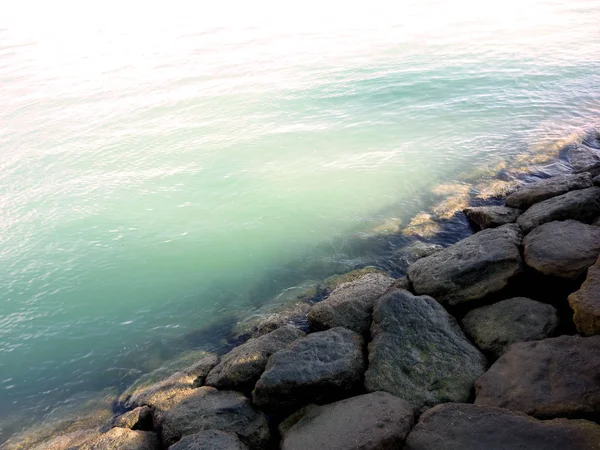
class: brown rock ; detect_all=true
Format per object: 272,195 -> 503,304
79,427 -> 159,450
113,406 -> 152,431
168,430 -> 249,450
569,255 -> 600,335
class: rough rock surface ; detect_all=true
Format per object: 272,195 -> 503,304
523,220 -> 600,279
252,327 -> 365,412
281,392 -> 414,450
594,174 -> 600,187
30,430 -> 100,450
364,290 -> 487,414
462,297 -> 559,358
567,144 -> 600,172
113,406 -> 152,431
569,255 -> 600,335
168,430 -> 249,450
78,427 -> 159,450
475,335 -> 600,419
404,403 -> 600,450
408,224 -> 523,305
463,205 -> 522,229
395,241 -> 444,266
157,387 -> 269,449
232,302 -> 310,340
205,326 -> 304,392
505,173 -> 592,210
517,187 -> 600,233
307,273 -> 395,334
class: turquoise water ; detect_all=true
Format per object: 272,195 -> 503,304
1,0 -> 600,440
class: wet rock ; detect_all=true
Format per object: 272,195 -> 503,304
505,173 -> 592,210
252,327 -> 365,412
206,326 -> 304,392
168,430 -> 249,450
157,387 -> 269,449
365,290 -> 487,414
79,427 -> 159,450
281,392 -> 414,450
408,224 -> 523,305
231,302 -> 310,340
113,406 -> 152,431
517,187 -> 600,233
475,335 -> 600,419
396,241 -> 444,266
568,255 -> 600,335
30,429 -> 100,450
523,220 -> 600,279
307,273 -> 395,334
462,297 -> 559,358
404,403 -> 600,450
386,276 -> 411,292
567,144 -> 600,172
463,205 -> 522,230
594,174 -> 600,186
577,161 -> 600,178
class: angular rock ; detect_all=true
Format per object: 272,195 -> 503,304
168,430 -> 249,450
567,144 -> 600,172
252,327 -> 365,412
577,161 -> 600,178
517,187 -> 600,233
569,255 -> 600,335
157,387 -> 269,449
79,427 -> 159,450
462,297 -> 559,358
365,290 -> 487,414
307,273 -> 395,334
475,335 -> 600,419
232,302 -> 310,340
505,173 -> 592,210
281,392 -> 414,450
523,220 -> 600,279
404,403 -> 600,450
463,205 -> 522,230
408,224 -> 523,305
395,241 -> 444,266
113,406 -> 152,431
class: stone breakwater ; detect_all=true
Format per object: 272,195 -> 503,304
8,129 -> 600,450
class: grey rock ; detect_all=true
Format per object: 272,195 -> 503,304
517,187 -> 600,233
404,403 -> 600,450
113,406 -> 152,431
577,161 -> 600,178
594,174 -> 600,186
396,241 -> 444,266
252,327 -> 365,412
281,392 -> 414,450
307,273 -> 395,334
205,326 -> 304,392
408,224 -> 523,305
168,430 -> 249,450
523,220 -> 600,279
364,290 -> 487,414
79,427 -> 159,450
232,302 -> 310,340
567,144 -> 600,172
463,205 -> 523,229
505,173 -> 592,210
462,297 -> 559,358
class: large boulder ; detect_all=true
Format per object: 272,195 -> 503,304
404,403 -> 600,450
157,387 -> 269,449
252,327 -> 365,412
475,335 -> 600,419
231,302 -> 310,340
461,297 -> 559,358
113,406 -> 152,431
463,205 -> 522,230
408,224 -> 523,305
505,173 -> 592,210
205,326 -> 304,392
307,273 -> 395,334
168,430 -> 249,450
523,220 -> 600,279
569,255 -> 600,335
516,187 -> 600,233
30,430 -> 100,450
364,290 -> 487,414
281,392 -> 414,450
78,427 -> 159,450
567,144 -> 600,172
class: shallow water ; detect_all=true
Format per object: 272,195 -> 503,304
1,0 -> 600,441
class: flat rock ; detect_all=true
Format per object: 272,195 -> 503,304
567,144 -> 600,172
205,326 -> 304,392
463,205 -> 522,230
113,406 -> 152,431
475,335 -> 600,419
505,173 -> 592,210
462,297 -> 559,358
569,255 -> 600,335
517,187 -> 600,233
523,220 -> 600,279
281,392 -> 414,450
157,387 -> 269,449
168,430 -> 249,450
307,273 -> 395,334
364,290 -> 487,414
78,427 -> 159,450
408,224 -> 523,305
404,403 -> 600,450
30,430 -> 100,450
252,327 -> 365,412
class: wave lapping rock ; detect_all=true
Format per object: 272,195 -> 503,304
505,172 -> 592,210
463,205 -> 522,230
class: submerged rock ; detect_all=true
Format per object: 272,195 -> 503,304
252,327 -> 365,412
307,272 -> 395,334
364,290 -> 487,414
113,406 -> 152,431
523,220 -> 600,279
231,302 -> 310,340
408,224 -> 523,305
568,255 -> 600,335
77,427 -> 159,450
168,430 -> 249,450
567,144 -> 600,172
463,205 -> 522,230
404,403 -> 600,450
505,173 -> 592,210
475,335 -> 600,419
281,392 -> 414,450
461,297 -> 559,358
395,241 -> 444,266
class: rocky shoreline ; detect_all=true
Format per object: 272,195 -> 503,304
7,127 -> 600,449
